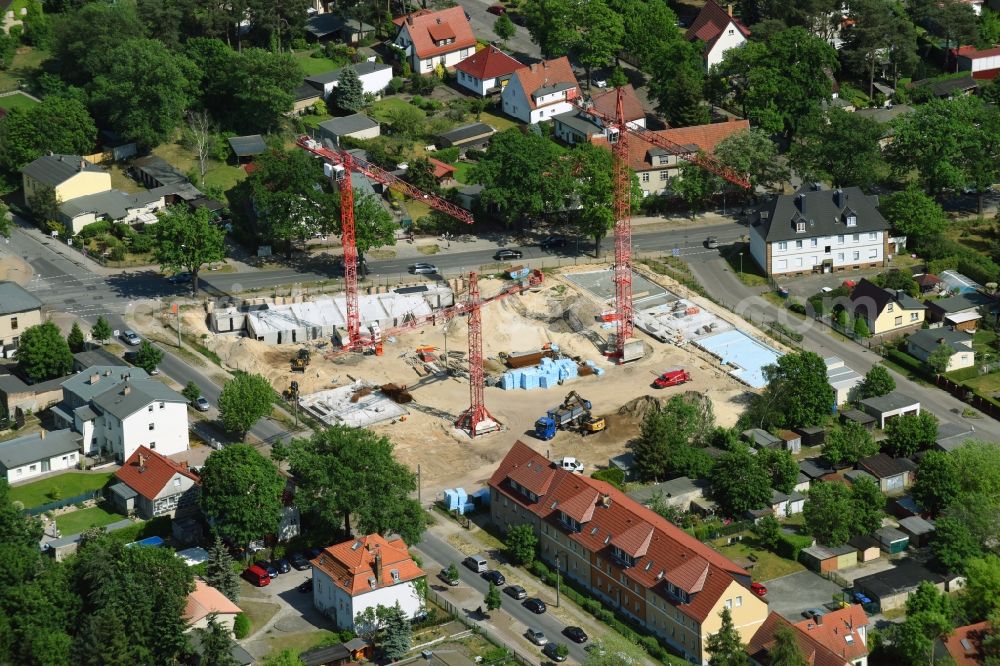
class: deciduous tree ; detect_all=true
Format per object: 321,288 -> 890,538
747,351 -> 834,430
770,624 -> 808,666
198,444 -> 285,547
575,0 -> 624,89
152,205 -> 225,292
17,322 -> 73,382
713,128 -> 787,194
858,366 -> 895,400
822,422 -> 879,467
851,475 -> 886,535
790,109 -> 886,188
964,554 -> 1000,620
878,185 -> 947,244
888,97 -> 981,196
610,0 -> 681,69
522,0 -> 578,58
884,411 -> 939,457
759,448 -> 799,494
913,450 -> 959,516
634,393 -> 715,481
648,41 -> 709,126
505,524 -> 537,565
218,373 -> 274,438
182,381 -> 201,403
493,14 -> 515,46
484,582 -> 502,611
804,481 -> 855,545
132,340 -> 163,375
0,97 -> 97,172
711,447 -> 771,518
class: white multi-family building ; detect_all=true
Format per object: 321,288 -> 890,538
501,57 -> 580,124
749,187 -> 890,277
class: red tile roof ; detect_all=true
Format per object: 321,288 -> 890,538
956,45 -> 1000,59
114,446 -> 200,501
508,57 -> 580,111
394,7 -> 476,60
685,0 -> 750,53
454,46 -> 525,81
427,156 -> 457,180
749,612 -> 852,666
489,442 -> 750,623
793,605 -> 869,663
590,85 -> 645,124
942,621 -> 989,666
184,580 -> 242,624
595,119 -> 749,172
557,487 -> 600,523
312,534 -> 425,597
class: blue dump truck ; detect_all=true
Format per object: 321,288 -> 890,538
534,392 -> 593,440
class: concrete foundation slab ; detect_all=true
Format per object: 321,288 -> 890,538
299,381 -> 408,428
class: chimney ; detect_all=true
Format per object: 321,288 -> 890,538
90,373 -> 100,384
374,547 -> 383,582
816,614 -> 823,625
727,3 -> 733,17
599,493 -> 612,508
937,337 -> 946,344
104,370 -> 111,377
78,159 -> 85,171
406,14 -> 413,25
138,453 -> 146,468
180,461 -> 188,469
543,60 -> 550,69
122,385 -> 131,395
795,193 -> 805,212
834,188 -> 846,207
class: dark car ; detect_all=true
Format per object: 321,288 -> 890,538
289,552 -> 310,570
542,643 -> 568,662
540,236 -> 568,250
167,272 -> 192,284
298,578 -> 313,593
523,597 -> 547,614
256,561 -> 278,578
275,558 -> 291,574
483,570 -> 506,586
504,584 -> 527,600
487,4 -> 505,14
563,626 -> 588,643
493,248 -> 522,260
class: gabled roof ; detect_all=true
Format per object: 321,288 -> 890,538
557,487 -> 600,523
184,580 -> 242,624
507,57 -> 579,111
590,85 -> 645,123
427,157 -> 456,180
114,445 -> 200,501
305,61 -> 392,86
596,119 -> 749,172
0,429 -> 79,470
926,291 -> 996,314
489,442 -> 750,623
942,621 -> 989,666
685,0 -> 750,54
228,135 -> 267,158
22,154 -> 106,187
394,6 -> 476,59
62,365 -> 149,403
311,533 -> 424,596
793,604 -> 869,663
850,278 -> 926,319
91,378 -> 187,420
908,327 -> 973,355
506,456 -> 557,497
751,187 -> 889,244
0,281 -> 43,316
858,453 -> 917,479
748,612 -> 850,666
455,46 -> 524,81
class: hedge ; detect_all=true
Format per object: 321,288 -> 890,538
590,468 -> 625,490
886,349 -> 928,378
776,532 -> 813,562
233,612 -> 250,639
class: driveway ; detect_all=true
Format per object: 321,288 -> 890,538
763,571 -> 845,622
237,564 -> 331,660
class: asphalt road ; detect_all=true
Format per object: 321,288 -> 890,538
459,0 -> 542,63
199,221 -> 744,296
414,530 -> 589,664
9,223 -> 293,445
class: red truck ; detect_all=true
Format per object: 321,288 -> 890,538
652,369 -> 691,388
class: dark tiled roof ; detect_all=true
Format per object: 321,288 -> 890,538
926,291 -> 996,314
751,187 -> 888,244
850,278 -> 927,321
437,122 -> 495,144
0,282 -> 42,315
908,327 -> 973,355
317,113 -> 379,136
858,453 -> 916,479
855,562 -> 944,598
0,429 -> 79,470
22,154 -> 105,187
860,391 -> 919,414
227,135 -> 267,158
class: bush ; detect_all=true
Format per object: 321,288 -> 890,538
387,76 -> 405,94
776,532 -> 813,561
465,148 -> 486,161
434,147 -> 460,164
590,468 -> 625,490
233,612 -> 250,639
79,220 -> 112,239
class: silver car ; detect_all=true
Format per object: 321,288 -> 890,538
526,629 -> 548,646
409,263 -> 438,275
121,330 -> 141,345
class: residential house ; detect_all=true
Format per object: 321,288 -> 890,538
627,476 -> 708,512
436,122 -> 496,151
183,580 -> 242,634
939,621 -> 990,666
898,516 -> 935,547
305,13 -> 375,43
910,74 -> 980,97
685,0 -> 750,70
424,157 -> 456,186
874,526 -> 910,555
858,453 -> 917,494
311,533 -> 425,630
859,391 -> 920,428
501,57 -> 580,125
489,442 -> 768,664
58,188 -> 168,234
849,535 -> 882,563
110,445 -> 200,519
925,291 -> 995,330
453,46 -> 524,96
799,544 -> 858,574
914,273 -> 942,293
0,429 -> 80,483
0,282 -> 42,351
749,187 -> 890,277
955,45 -> 1000,79
552,84 -> 647,145
227,135 -> 268,164
906,328 -> 975,372
849,278 -> 926,336
854,562 -> 947,611
392,7 -> 476,75
52,365 -> 189,462
21,154 -> 111,205
291,83 -> 323,114
826,356 -> 862,405
596,119 -> 749,196
314,114 -> 380,146
749,607 -> 869,666
304,62 -> 393,99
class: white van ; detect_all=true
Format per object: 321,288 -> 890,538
463,554 -> 488,573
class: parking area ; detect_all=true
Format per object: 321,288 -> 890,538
762,571 -> 845,622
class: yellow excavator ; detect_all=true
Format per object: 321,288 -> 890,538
291,348 -> 310,372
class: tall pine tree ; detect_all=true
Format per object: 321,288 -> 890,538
198,614 -> 239,666
706,607 -> 749,666
770,624 -> 807,666
205,535 -> 241,603
331,67 -> 365,113
381,603 -> 412,662
67,322 -> 85,353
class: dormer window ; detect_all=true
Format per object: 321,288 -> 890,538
796,221 -> 806,233
846,215 -> 857,227
559,512 -> 582,532
611,546 -> 635,568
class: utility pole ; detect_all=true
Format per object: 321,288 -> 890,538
555,554 -> 561,608
417,464 -> 422,504
173,303 -> 181,348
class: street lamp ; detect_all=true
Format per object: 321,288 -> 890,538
739,252 -> 743,278
555,554 -> 561,608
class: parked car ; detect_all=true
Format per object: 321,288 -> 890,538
751,582 -> 767,597
563,626 -> 588,643
463,555 -> 488,573
803,608 -> 824,620
275,558 -> 291,574
523,598 -> 547,614
256,561 -> 278,578
540,236 -> 568,250
487,4 -> 506,14
289,552 -> 310,570
542,643 -> 568,662
652,369 -> 691,388
243,565 -> 270,587
409,263 -> 438,274
592,78 -> 607,88
298,578 -> 313,593
167,272 -> 192,285
556,457 -> 584,473
493,248 -> 522,260
853,591 -> 872,605
705,236 -> 719,249
194,396 -> 210,412
120,330 -> 141,345
483,570 -> 506,586
439,568 -> 460,586
526,628 -> 548,646
504,584 -> 527,600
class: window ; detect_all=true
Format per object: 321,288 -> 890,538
853,251 -> 860,261
837,253 -> 844,261
811,238 -> 818,247
778,241 -> 787,251
847,215 -> 857,227
159,402 -> 165,409
795,240 -> 803,249
837,234 -> 844,244
725,599 -> 732,609
796,222 -> 805,233
16,468 -> 21,477
659,171 -> 669,181
148,405 -> 154,412
641,172 -> 650,183
148,423 -> 155,431
9,317 -> 16,330
870,250 -> 878,259
150,442 -> 156,449
173,478 -> 181,488
888,303 -> 894,313
895,316 -> 903,326
728,28 -> 734,35
777,259 -> 788,269
911,312 -> 919,321
29,464 -> 36,472
735,596 -> 743,607
869,232 -> 877,240
853,233 -> 860,242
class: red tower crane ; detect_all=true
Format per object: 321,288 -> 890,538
573,90 -> 751,362
296,135 -> 474,351
453,272 -> 498,437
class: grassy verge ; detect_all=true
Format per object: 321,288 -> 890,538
259,631 -> 341,660
55,505 -> 126,534
721,243 -> 768,287
641,256 -> 710,299
715,536 -> 806,581
10,472 -> 114,508
417,244 -> 440,255
239,599 -> 282,637
0,92 -> 38,112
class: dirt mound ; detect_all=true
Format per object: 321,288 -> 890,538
618,395 -> 665,420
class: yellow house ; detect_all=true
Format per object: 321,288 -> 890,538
850,278 -> 926,336
0,282 -> 42,351
22,154 -> 111,207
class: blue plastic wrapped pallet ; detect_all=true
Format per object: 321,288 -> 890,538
456,487 -> 468,505
443,488 -> 460,511
472,488 -> 491,506
458,502 -> 476,515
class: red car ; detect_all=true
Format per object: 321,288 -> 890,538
487,4 -> 506,14
751,582 -> 767,597
652,369 -> 691,388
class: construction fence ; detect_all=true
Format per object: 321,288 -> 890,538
426,590 -> 538,666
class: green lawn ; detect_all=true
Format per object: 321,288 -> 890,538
478,110 -> 517,132
10,472 -> 114,508
239,599 -> 281,637
0,47 -> 49,91
153,142 -> 245,193
55,505 -> 126,535
293,49 -> 349,76
451,161 -> 475,185
0,92 -> 39,112
717,535 -> 806,582
963,372 -> 1000,395
974,329 -> 997,357
370,97 -> 426,124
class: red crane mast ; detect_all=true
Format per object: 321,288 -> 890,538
454,272 -> 498,437
573,90 -> 751,361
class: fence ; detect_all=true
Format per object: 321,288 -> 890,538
23,489 -> 104,516
425,590 -> 537,666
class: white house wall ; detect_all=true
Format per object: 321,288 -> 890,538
705,22 -> 747,69
313,570 -> 422,630
118,402 -> 188,461
767,232 -> 884,275
5,450 -> 77,483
